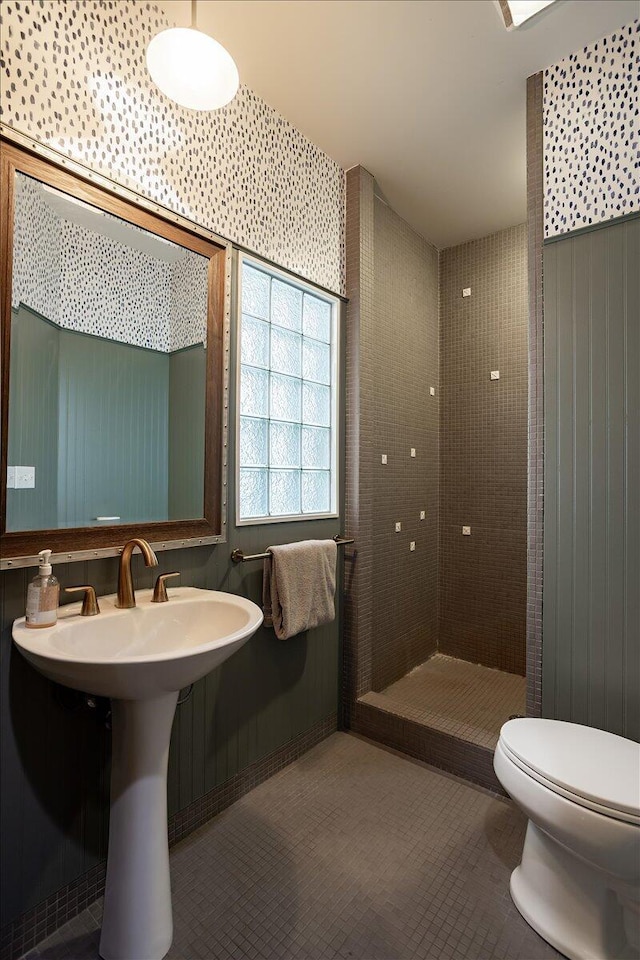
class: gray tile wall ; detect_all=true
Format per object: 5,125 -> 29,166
371,198 -> 440,690
526,72 -> 544,716
343,167 -> 376,717
343,169 -> 439,699
439,225 -> 528,675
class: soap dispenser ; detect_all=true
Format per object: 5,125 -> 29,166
25,549 -> 59,629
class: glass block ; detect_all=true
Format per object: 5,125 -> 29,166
302,471 -> 331,514
302,381 -> 331,427
240,417 -> 268,467
271,326 -> 302,377
270,421 -> 301,469
270,372 -> 301,422
302,426 -> 331,469
303,293 -> 331,343
240,365 -> 269,418
271,279 -> 302,332
242,264 -> 270,320
241,315 -> 269,368
239,468 -> 268,518
269,470 -> 301,516
302,338 -> 331,384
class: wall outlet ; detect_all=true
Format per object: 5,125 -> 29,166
462,526 -> 471,536
491,370 -> 500,380
14,466 -> 35,489
6,467 -> 16,489
381,454 -> 387,465
410,448 -> 416,458
395,522 -> 402,532
462,287 -> 471,298
409,541 -> 416,551
430,386 -> 435,397
420,510 -> 426,520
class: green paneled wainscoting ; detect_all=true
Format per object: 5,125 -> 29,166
543,213 -> 639,742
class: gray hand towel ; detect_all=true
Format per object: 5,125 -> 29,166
262,539 -> 337,640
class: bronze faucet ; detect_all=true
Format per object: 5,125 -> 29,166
116,538 -> 159,608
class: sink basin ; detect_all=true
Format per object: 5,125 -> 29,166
13,586 -> 263,700
13,585 -> 263,960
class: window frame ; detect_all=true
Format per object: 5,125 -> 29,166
235,253 -> 340,526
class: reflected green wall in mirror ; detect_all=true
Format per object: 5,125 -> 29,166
6,170 -> 209,534
7,306 -> 206,531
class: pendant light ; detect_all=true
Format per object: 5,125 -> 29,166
146,0 -> 239,111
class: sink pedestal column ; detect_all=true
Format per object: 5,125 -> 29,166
99,691 -> 179,960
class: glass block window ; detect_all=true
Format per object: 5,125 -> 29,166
237,257 -> 339,522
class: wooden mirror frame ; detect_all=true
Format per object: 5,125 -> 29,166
0,136 -> 229,563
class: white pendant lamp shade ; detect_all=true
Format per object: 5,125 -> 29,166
146,27 -> 239,111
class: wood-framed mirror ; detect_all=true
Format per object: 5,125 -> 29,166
0,135 -> 229,565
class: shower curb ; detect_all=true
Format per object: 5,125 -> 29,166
350,699 -> 504,795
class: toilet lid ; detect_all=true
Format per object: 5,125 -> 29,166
499,718 -> 640,819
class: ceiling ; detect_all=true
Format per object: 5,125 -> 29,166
159,0 -> 639,249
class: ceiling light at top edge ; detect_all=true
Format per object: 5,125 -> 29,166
146,19 -> 239,112
495,0 -> 557,30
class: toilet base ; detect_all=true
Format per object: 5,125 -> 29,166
511,821 -> 638,960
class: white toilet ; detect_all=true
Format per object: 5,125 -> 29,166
494,718 -> 640,960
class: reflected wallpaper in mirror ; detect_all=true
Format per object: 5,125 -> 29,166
7,172 -> 208,532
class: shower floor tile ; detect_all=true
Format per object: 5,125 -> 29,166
20,732 -> 560,960
361,654 -> 526,748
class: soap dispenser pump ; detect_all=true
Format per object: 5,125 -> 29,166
25,549 -> 59,629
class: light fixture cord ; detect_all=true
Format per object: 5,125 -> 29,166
191,0 -> 196,28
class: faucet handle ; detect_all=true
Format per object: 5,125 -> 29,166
152,572 -> 180,603
65,585 -> 100,616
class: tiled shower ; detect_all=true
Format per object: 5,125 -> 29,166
345,168 -> 528,776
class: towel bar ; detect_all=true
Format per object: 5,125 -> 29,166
231,535 -> 355,564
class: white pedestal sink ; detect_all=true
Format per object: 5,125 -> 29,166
13,586 -> 263,960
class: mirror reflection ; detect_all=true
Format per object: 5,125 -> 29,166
7,172 -> 208,532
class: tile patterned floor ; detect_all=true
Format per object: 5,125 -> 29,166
362,655 -> 526,749
22,733 -> 560,960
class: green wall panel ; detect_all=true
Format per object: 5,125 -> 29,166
168,345 -> 206,520
57,330 -> 169,526
543,215 -> 640,741
7,307 -> 59,531
7,310 -> 173,530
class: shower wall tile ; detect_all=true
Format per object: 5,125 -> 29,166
526,72 -> 544,717
344,169 -> 439,699
370,195 -> 439,691
439,224 -> 528,675
342,166 -> 376,717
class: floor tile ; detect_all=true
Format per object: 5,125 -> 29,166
21,733 -> 560,960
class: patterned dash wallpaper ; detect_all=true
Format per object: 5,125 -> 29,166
0,0 -> 345,295
12,174 -> 207,351
543,20 -> 639,238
